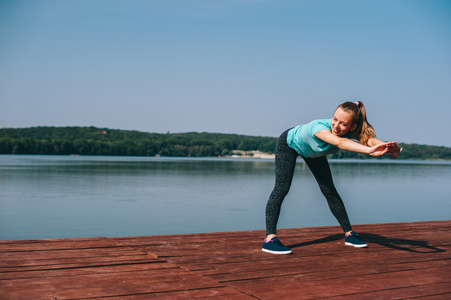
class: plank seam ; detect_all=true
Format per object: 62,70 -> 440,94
316,282 -> 451,299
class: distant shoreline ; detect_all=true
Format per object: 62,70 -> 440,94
1,126 -> 451,160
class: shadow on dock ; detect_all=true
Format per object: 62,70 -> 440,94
288,233 -> 446,253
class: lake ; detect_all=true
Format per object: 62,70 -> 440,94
1,155 -> 450,240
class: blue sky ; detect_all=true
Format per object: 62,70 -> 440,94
1,0 -> 450,147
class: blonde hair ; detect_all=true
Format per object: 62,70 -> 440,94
337,101 -> 376,146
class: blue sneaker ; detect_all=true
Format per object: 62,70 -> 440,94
345,231 -> 368,248
262,237 -> 292,254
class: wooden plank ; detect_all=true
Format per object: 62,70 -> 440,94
326,282 -> 451,299
0,255 -> 157,273
105,287 -> 255,299
0,261 -> 175,280
0,248 -> 150,263
0,237 -> 121,252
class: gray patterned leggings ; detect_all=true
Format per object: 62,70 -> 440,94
265,129 -> 352,236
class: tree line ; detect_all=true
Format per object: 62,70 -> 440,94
1,126 -> 450,160
0,127 -> 276,157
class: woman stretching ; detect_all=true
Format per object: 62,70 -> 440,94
263,101 -> 401,254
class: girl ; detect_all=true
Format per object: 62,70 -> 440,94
263,101 -> 401,254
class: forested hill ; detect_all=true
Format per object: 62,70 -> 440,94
0,126 -> 276,157
1,126 -> 450,160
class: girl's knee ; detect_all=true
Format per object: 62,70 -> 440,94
273,182 -> 291,196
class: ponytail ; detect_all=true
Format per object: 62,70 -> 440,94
338,101 -> 376,146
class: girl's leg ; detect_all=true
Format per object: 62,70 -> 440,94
302,156 -> 353,233
265,129 -> 299,236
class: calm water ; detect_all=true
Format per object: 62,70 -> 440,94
1,155 -> 450,240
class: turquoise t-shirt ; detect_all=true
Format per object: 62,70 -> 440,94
287,118 -> 346,158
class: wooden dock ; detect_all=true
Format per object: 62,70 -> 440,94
0,220 -> 450,299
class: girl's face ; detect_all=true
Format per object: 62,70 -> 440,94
331,108 -> 357,137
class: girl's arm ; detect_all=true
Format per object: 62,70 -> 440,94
315,130 -> 395,157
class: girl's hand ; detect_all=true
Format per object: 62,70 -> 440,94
368,142 -> 397,157
387,142 -> 401,158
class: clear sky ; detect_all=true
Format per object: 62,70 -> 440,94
1,0 -> 450,147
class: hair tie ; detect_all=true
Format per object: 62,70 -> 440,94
355,101 -> 359,107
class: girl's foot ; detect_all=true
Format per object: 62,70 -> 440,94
345,231 -> 368,248
262,237 -> 292,254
